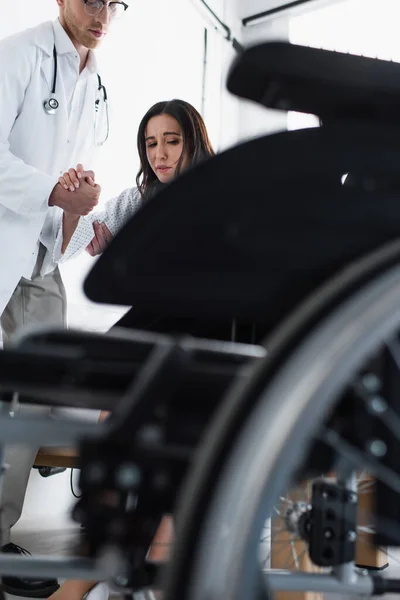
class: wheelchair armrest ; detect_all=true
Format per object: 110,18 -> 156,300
0,346 -> 131,410
0,328 -> 265,412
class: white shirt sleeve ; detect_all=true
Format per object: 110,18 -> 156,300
53,186 -> 142,263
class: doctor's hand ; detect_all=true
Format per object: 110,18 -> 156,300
49,179 -> 101,216
58,163 -> 95,192
86,221 -> 114,256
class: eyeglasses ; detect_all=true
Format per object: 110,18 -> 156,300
83,0 -> 129,19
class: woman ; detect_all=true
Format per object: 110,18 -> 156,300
48,100 -> 214,600
54,98 -> 214,262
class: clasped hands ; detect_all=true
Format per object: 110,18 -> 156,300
51,163 -> 112,256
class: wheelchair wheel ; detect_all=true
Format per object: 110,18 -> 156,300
164,242 -> 400,600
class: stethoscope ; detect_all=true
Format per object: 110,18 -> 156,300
43,45 -> 110,146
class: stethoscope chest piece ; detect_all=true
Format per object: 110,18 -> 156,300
43,94 -> 59,115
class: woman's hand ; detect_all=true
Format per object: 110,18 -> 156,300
86,221 -> 113,256
58,163 -> 95,192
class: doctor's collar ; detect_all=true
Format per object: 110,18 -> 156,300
52,18 -> 99,73
53,18 -> 78,55
85,50 -> 98,74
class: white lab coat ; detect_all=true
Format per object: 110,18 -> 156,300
0,20 -> 103,315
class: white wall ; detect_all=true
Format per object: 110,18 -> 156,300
207,0 -> 290,148
191,0 -> 288,152
236,14 -> 290,143
14,468 -> 78,533
236,0 -> 347,21
236,0 -> 278,20
0,0 -> 57,37
209,0 -> 240,150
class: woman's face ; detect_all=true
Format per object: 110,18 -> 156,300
145,114 -> 189,184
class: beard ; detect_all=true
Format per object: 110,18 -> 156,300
63,3 -> 102,49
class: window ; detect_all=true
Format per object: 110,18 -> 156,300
288,0 -> 400,130
290,0 -> 400,59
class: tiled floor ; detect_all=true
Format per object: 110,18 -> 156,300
12,527 -> 81,558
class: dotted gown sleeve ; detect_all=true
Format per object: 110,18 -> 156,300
53,187 -> 143,263
99,187 -> 143,237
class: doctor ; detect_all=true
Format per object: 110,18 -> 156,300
0,0 -> 128,597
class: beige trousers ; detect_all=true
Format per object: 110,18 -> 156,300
0,244 -> 98,544
0,243 -> 66,346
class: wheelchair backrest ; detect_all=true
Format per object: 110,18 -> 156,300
85,43 -> 400,341
228,41 -> 400,124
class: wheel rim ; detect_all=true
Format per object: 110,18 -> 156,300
166,263 -> 400,600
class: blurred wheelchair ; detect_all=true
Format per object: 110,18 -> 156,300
2,41 -> 400,600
